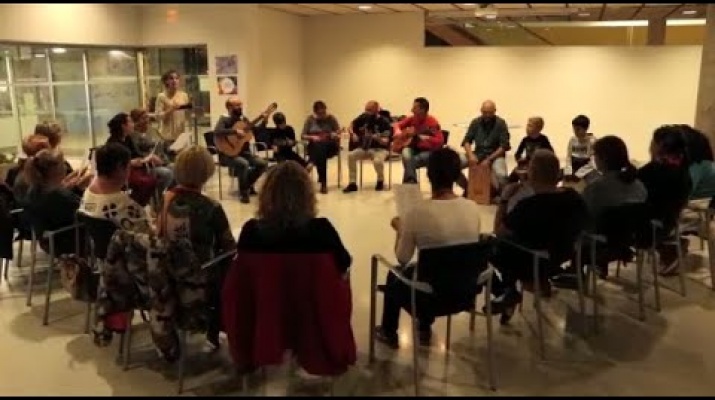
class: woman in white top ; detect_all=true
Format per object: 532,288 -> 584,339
79,142 -> 153,234
375,147 -> 482,349
154,70 -> 191,143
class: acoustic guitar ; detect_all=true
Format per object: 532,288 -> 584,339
214,102 -> 278,158
391,121 -> 442,153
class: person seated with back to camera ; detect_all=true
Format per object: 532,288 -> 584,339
375,147 -> 482,349
158,145 -> 236,352
456,100 -> 511,201
507,116 -> 553,183
269,111 -> 311,170
213,96 -> 270,204
637,126 -> 692,276
236,160 -> 351,274
23,149 -> 86,256
568,136 -> 647,279
487,149 -> 589,322
679,125 -> 715,242
343,100 -> 393,193
79,142 -> 153,234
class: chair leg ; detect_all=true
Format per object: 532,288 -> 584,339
574,245 -> 587,333
484,281 -> 496,391
359,160 -> 363,189
123,311 -> 133,371
615,260 -> 622,278
25,236 -> 37,307
533,281 -> 545,359
676,236 -> 687,297
177,329 -> 188,394
368,256 -> 377,364
17,237 -> 24,268
650,248 -> 662,312
636,250 -> 646,321
445,315 -> 452,351
42,246 -> 56,326
388,155 -> 393,191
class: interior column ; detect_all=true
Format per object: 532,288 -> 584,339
695,4 -> 715,146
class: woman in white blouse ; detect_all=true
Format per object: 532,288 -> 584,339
154,70 -> 191,144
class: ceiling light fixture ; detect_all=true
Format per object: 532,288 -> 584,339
484,14 -> 497,19
51,47 -> 66,54
578,12 -> 590,17
358,5 -> 372,10
462,3 -> 476,6
464,22 -> 475,28
682,10 -> 697,15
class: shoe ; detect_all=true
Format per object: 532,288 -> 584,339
320,184 -> 328,194
240,193 -> 250,204
343,183 -> 358,193
375,181 -> 384,191
482,291 -> 522,325
403,178 -> 418,184
418,329 -> 432,347
374,326 -> 399,349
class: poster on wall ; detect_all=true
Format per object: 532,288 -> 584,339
215,55 -> 238,75
217,76 -> 238,95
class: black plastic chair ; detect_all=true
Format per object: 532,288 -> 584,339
369,241 -> 496,395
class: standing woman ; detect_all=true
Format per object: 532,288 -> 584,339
154,70 -> 191,147
301,101 -> 341,194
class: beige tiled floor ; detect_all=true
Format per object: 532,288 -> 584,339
2,156 -> 715,396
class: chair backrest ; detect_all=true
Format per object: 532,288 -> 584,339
203,131 -> 217,154
222,251 -> 356,375
76,213 -> 118,260
416,241 -> 491,298
597,202 -> 651,249
442,130 -> 450,146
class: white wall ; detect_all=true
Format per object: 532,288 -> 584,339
304,12 -> 701,162
140,4 -> 305,128
0,4 -> 141,46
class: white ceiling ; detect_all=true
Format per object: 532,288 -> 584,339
260,3 -> 706,21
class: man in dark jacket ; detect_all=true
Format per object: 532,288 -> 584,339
213,97 -> 269,204
459,100 -> 511,201
343,101 -> 393,193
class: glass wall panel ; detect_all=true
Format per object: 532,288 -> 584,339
12,46 -> 49,83
50,47 -> 85,81
14,85 -> 52,137
87,49 -> 138,79
53,84 -> 90,157
90,81 -> 140,143
0,85 -> 17,151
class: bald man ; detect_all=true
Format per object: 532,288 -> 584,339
459,100 -> 511,201
213,96 -> 269,203
344,100 -> 393,193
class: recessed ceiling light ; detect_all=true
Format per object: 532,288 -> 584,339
462,3 -> 476,6
682,10 -> 697,15
578,12 -> 590,17
484,14 -> 497,20
464,22 -> 475,28
358,5 -> 372,10
51,47 -> 66,54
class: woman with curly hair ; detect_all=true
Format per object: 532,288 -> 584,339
236,160 -> 351,274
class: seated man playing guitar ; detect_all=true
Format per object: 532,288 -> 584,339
392,97 -> 444,184
213,97 -> 270,204
343,100 -> 393,193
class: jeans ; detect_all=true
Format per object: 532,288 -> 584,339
221,153 -> 268,193
401,148 -> 431,184
152,166 -> 174,193
348,148 -> 388,183
380,264 -> 435,336
459,154 -> 508,194
308,141 -> 337,184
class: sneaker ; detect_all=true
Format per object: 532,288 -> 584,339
343,183 -> 358,193
320,184 -> 328,194
375,181 -> 384,191
374,326 -> 399,349
240,193 -> 250,204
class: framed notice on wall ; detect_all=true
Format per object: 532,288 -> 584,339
217,76 -> 238,95
215,54 -> 238,75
